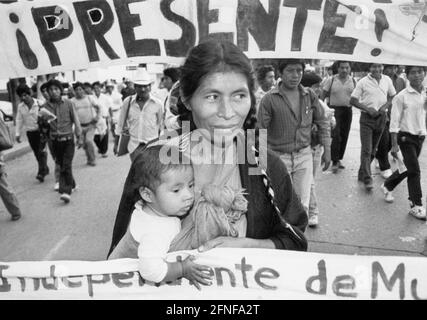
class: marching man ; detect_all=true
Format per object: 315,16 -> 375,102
381,66 -> 427,221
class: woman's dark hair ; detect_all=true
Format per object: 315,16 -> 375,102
16,85 -> 31,97
256,65 -> 275,83
278,59 -> 306,74
177,40 -> 257,130
46,79 -> 64,93
163,67 -> 181,83
83,82 -> 93,89
405,65 -> 427,74
73,82 -> 85,91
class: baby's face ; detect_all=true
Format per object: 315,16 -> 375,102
152,166 -> 195,217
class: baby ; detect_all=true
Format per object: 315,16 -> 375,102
108,145 -> 212,289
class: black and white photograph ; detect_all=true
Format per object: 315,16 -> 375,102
0,0 -> 426,305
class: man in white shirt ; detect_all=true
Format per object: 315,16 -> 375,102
114,69 -> 164,160
382,66 -> 427,220
105,80 -> 122,139
93,81 -> 111,158
350,63 -> 396,191
321,61 -> 357,173
373,65 -> 408,180
16,85 -> 49,182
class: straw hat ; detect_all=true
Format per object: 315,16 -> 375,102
132,68 -> 154,86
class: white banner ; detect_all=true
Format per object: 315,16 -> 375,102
0,248 -> 426,300
1,0 -> 427,79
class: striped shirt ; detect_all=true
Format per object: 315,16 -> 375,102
257,83 -> 331,154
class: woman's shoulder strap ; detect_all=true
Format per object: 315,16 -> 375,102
250,142 -> 303,241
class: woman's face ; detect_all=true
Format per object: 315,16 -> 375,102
187,71 -> 251,144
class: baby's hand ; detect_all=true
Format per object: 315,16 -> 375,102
181,255 -> 213,290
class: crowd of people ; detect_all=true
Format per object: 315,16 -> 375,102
255,60 -> 427,226
0,40 -> 425,289
0,67 -> 180,212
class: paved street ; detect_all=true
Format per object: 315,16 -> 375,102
0,110 -> 426,262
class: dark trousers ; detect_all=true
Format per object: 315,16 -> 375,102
51,139 -> 76,195
358,112 -> 387,183
46,139 -> 60,183
384,132 -> 425,206
375,122 -> 391,171
331,107 -> 353,163
26,130 -> 49,176
94,129 -> 109,155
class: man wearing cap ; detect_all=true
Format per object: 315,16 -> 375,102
114,69 -> 164,159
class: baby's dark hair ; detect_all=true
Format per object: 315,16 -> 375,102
131,145 -> 192,200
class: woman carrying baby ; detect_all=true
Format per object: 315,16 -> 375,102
109,40 -> 308,261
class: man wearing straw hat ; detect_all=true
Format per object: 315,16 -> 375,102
114,69 -> 164,159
